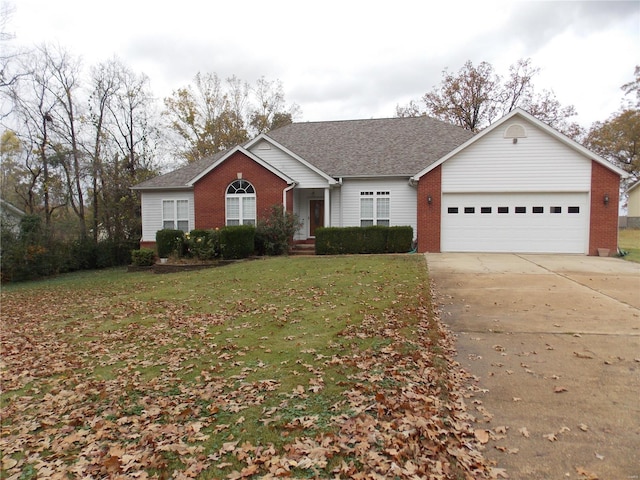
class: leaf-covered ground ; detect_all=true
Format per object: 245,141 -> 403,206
1,256 -> 495,479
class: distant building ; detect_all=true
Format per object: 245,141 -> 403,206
627,180 -> 640,228
1,198 -> 26,234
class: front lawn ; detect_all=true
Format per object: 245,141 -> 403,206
619,228 -> 640,262
1,256 -> 492,479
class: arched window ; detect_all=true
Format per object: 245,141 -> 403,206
226,180 -> 256,226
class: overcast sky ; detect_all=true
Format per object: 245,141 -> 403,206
7,0 -> 640,128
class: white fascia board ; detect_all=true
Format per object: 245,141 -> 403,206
626,179 -> 640,194
412,108 -> 629,181
131,185 -> 193,191
248,134 -> 338,185
186,145 -> 294,186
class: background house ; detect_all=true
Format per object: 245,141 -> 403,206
626,180 -> 640,228
0,199 -> 25,234
133,109 -> 626,255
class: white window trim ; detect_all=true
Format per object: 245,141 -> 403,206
162,199 -> 189,232
360,191 -> 390,227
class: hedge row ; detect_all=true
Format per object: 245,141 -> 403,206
1,215 -> 138,282
315,226 -> 413,255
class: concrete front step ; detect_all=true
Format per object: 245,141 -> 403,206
289,243 -> 316,255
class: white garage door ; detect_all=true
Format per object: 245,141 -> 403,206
441,192 -> 589,253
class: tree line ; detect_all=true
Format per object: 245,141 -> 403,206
1,42 -> 300,247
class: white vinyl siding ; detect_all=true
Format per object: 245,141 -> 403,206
337,178 -> 416,233
248,141 -> 328,188
140,190 -> 195,242
442,121 -> 591,193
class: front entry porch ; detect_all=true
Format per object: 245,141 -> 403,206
293,187 -> 332,241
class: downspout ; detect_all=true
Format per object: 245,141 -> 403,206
283,182 -> 296,213
338,178 -> 343,227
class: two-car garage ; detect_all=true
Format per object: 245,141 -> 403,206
440,192 -> 589,253
414,109 -> 625,256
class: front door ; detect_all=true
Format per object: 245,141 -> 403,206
309,200 -> 324,237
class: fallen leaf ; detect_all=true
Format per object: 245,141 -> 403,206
573,352 -> 593,359
2,457 -> 18,469
595,452 -> 604,460
474,429 -> 490,444
490,467 -> 510,478
518,427 -> 530,438
579,423 -> 589,431
543,433 -> 557,442
554,386 -> 568,393
576,466 -> 599,479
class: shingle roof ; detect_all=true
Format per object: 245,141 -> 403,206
133,116 -> 473,189
133,151 -> 227,189
266,116 -> 473,177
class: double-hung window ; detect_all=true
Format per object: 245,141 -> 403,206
226,180 -> 256,226
360,191 -> 390,227
162,199 -> 189,232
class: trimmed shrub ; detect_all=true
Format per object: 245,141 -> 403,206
360,226 -> 388,254
315,225 -> 414,255
188,229 -> 220,260
131,248 -> 156,266
156,229 -> 185,258
220,225 -> 255,259
386,226 -> 413,253
315,227 -> 359,255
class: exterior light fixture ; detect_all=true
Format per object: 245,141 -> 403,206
427,195 -> 432,205
603,194 -> 609,205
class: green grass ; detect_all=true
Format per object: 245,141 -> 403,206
619,228 -> 640,262
1,255 -> 483,479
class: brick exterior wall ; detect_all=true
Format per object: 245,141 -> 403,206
589,160 -> 621,256
416,165 -> 442,253
193,151 -> 290,230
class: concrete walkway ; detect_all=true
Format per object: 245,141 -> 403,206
426,253 -> 640,480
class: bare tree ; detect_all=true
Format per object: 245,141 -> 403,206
87,57 -> 122,242
164,73 -> 300,164
5,48 -> 65,233
40,44 -> 88,238
397,58 -> 581,137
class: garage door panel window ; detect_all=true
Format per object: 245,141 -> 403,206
446,205 -> 581,215
162,199 -> 189,232
226,180 -> 256,226
360,191 -> 390,226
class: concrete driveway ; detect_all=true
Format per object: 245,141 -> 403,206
426,253 -> 640,480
